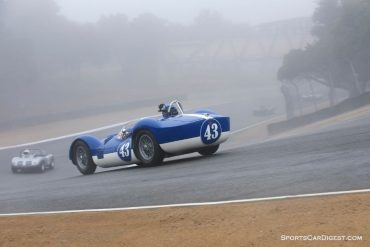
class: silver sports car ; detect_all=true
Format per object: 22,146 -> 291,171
11,149 -> 55,173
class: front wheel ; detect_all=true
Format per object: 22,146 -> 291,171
49,160 -> 55,170
198,145 -> 219,156
72,141 -> 97,175
38,162 -> 46,173
134,130 -> 164,167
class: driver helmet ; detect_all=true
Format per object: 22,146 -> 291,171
159,104 -> 178,117
169,106 -> 178,116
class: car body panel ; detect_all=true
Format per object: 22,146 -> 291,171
159,131 -> 230,154
70,104 -> 230,169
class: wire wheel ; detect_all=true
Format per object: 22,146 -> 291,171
138,134 -> 155,161
72,141 -> 97,175
134,130 -> 164,167
76,146 -> 89,169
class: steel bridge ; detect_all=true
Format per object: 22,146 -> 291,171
163,17 -> 313,79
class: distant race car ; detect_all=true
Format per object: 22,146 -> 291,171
302,94 -> 322,102
253,106 -> 275,117
11,149 -> 55,173
69,100 -> 230,175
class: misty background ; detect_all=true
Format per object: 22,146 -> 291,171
55,0 -> 315,25
0,0 -> 327,130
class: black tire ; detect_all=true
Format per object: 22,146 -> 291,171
49,160 -> 55,170
134,130 -> 164,167
198,145 -> 219,156
11,167 -> 18,174
38,162 -> 46,173
72,141 -> 97,175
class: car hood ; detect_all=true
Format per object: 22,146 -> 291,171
13,157 -> 41,162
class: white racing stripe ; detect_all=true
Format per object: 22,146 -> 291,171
160,131 -> 230,153
1,188 -> 369,217
183,113 -> 211,120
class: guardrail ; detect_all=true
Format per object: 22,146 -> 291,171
267,91 -> 370,135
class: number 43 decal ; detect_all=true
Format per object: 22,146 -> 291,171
118,141 -> 131,161
201,119 -> 222,144
204,123 -> 219,141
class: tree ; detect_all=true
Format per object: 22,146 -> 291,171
279,0 -> 370,102
311,0 -> 341,38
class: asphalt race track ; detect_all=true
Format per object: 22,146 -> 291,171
0,114 -> 370,214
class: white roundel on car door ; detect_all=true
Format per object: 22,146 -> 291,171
200,119 -> 222,145
117,140 -> 132,161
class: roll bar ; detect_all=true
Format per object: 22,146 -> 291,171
168,100 -> 184,115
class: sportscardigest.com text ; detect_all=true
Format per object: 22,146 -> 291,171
281,234 -> 363,241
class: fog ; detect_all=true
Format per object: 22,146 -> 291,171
0,0 -> 370,223
55,0 -> 316,25
0,0 -> 316,130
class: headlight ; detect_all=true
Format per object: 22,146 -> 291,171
119,129 -> 132,140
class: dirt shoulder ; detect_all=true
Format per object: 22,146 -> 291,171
1,193 -> 369,247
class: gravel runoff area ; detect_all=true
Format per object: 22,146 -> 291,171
0,192 -> 369,247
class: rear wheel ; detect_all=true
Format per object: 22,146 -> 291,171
134,130 -> 164,167
72,141 -> 97,175
11,167 -> 18,173
198,145 -> 219,156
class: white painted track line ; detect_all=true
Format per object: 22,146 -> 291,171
0,122 -> 128,151
0,115 -> 276,151
0,114 -> 160,151
1,188 -> 369,217
230,116 -> 280,135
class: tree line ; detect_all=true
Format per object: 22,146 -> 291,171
0,0 -> 249,119
0,0 -> 243,90
278,0 -> 370,105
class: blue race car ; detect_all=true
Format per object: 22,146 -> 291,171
69,100 -> 230,175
